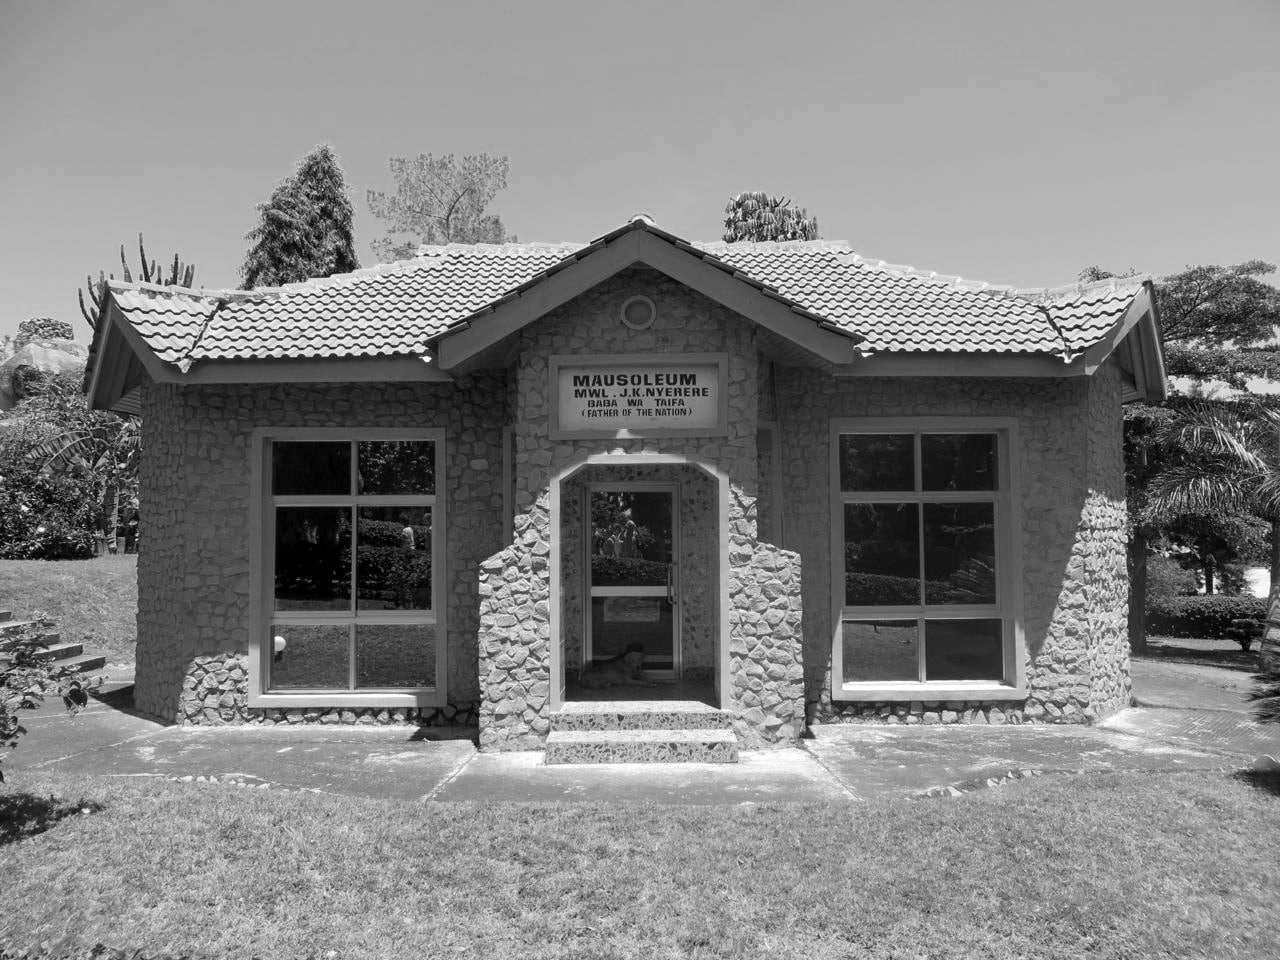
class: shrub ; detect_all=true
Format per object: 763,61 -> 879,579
1146,554 -> 1199,598
1,617 -> 100,782
0,462 -> 97,559
1146,594 -> 1267,648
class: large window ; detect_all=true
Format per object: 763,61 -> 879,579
831,419 -> 1024,700
249,430 -> 445,707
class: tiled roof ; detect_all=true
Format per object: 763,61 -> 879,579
103,225 -> 1148,367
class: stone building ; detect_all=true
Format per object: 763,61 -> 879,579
85,218 -> 1165,761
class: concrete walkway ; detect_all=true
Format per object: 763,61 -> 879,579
7,659 -> 1278,803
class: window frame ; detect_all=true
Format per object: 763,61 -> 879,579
829,417 -> 1026,701
247,427 -> 447,708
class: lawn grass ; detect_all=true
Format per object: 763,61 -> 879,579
0,556 -> 136,663
3,770 -> 1278,959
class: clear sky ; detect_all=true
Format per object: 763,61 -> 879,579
2,0 -> 1277,343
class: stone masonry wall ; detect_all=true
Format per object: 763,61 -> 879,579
477,542 -> 551,750
728,540 -> 804,747
781,371 -> 1131,725
137,376 -> 507,724
1084,361 -> 1132,718
477,266 -> 807,749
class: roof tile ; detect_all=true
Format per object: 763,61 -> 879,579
105,229 -> 1146,366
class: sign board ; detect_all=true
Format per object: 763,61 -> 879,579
550,354 -> 728,439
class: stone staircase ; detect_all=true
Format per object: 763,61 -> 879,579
545,700 -> 739,763
0,609 -> 106,674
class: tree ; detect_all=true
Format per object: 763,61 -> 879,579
722,192 -> 820,243
1091,261 -> 1280,651
241,145 -> 359,289
1144,400 -> 1280,669
366,153 -> 513,261
80,234 -> 195,332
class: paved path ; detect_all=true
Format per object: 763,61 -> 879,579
6,659 -> 1278,803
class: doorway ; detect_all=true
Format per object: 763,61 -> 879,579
585,483 -> 679,679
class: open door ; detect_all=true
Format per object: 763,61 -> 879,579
585,483 -> 680,680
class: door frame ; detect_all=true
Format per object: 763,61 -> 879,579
549,454 -> 730,712
582,480 -> 681,680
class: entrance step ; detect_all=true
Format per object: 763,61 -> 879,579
545,729 -> 739,764
552,700 -> 733,732
546,701 -> 739,763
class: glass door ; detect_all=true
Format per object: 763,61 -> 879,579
586,484 -> 679,679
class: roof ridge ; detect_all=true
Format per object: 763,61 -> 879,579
414,241 -> 588,257
106,254 -> 453,302
695,239 -> 855,254
1000,274 -> 1152,305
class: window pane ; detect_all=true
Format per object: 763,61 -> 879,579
924,619 -> 1004,681
844,503 -> 919,605
590,490 -> 674,587
358,440 -> 436,495
590,596 -> 675,672
274,507 -> 352,610
356,507 -> 433,611
356,624 -> 436,688
842,619 -> 918,683
269,624 -> 349,689
839,434 -> 914,491
923,503 -> 996,604
922,434 -> 997,491
272,441 -> 350,495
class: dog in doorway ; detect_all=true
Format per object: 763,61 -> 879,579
580,643 -> 656,689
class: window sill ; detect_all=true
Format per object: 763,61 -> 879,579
834,681 -> 1026,703
247,690 -> 445,709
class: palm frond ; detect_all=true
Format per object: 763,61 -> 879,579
1144,465 -> 1258,522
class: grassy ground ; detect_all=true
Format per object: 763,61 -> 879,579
0,556 -> 136,663
2,770 -> 1278,959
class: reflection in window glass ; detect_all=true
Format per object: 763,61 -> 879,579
272,442 -> 350,495
843,620 -> 918,683
844,503 -> 919,605
589,490 -> 673,587
839,435 -> 914,492
356,624 -> 435,687
356,507 -> 432,610
274,507 -> 351,610
269,624 -> 350,689
923,503 -> 996,604
590,596 -> 675,671
924,619 -> 1003,680
922,434 -> 996,491
358,441 -> 435,495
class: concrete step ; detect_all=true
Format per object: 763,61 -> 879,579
544,729 -> 739,764
551,700 -> 733,732
55,653 -> 107,674
31,640 -> 82,662
0,629 -> 60,652
0,619 -> 46,639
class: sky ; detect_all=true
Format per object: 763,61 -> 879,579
1,0 -> 1277,344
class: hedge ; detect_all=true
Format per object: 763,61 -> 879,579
1146,595 -> 1267,640
590,556 -> 670,587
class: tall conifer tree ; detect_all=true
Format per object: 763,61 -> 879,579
241,145 -> 359,289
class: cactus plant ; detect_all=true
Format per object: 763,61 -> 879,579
79,233 -> 195,331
